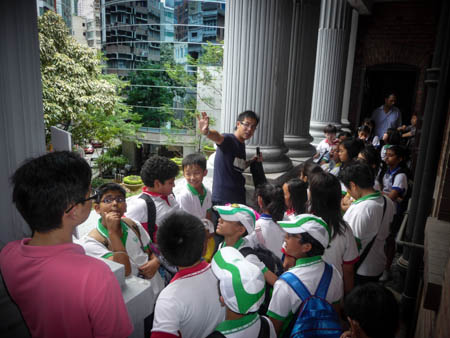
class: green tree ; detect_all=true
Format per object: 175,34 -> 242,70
125,62 -> 175,127
39,11 -> 141,146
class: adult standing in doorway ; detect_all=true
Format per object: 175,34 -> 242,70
371,92 -> 402,139
197,111 -> 261,205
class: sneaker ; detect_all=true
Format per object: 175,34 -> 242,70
379,270 -> 392,282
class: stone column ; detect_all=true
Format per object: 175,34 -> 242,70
284,0 -> 321,159
221,0 -> 293,173
341,8 -> 359,130
309,0 -> 350,143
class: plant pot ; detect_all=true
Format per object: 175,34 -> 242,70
123,183 -> 144,192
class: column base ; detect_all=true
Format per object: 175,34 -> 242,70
247,145 -> 293,174
340,118 -> 351,133
284,134 -> 316,158
310,120 -> 342,145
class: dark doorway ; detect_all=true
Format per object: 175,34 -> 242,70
360,64 -> 418,126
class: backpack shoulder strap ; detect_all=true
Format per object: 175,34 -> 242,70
239,246 -> 256,257
315,263 -> 332,299
139,193 -> 157,237
258,316 -> 270,338
279,272 -> 311,302
122,217 -> 147,252
88,228 -> 110,249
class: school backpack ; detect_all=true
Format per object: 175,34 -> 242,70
206,315 -> 271,338
280,263 -> 342,338
239,246 -> 284,315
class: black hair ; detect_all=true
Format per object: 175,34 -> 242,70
340,138 -> 365,163
157,210 -> 206,267
299,232 -> 325,257
358,125 -> 371,135
309,172 -> 346,238
358,145 -> 382,187
237,110 -> 260,125
140,155 -> 179,187
323,124 -> 337,134
386,144 -> 409,162
338,162 -> 374,190
182,152 -> 207,171
344,283 -> 399,338
299,162 -> 323,182
384,128 -> 401,146
256,183 -> 286,222
11,151 -> 92,233
338,131 -> 352,139
362,118 -> 375,130
384,91 -> 397,100
95,183 -> 126,203
285,178 -> 308,215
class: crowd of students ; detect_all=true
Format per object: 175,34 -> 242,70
0,111 -> 416,338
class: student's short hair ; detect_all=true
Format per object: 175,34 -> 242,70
157,211 -> 206,267
140,155 -> 179,187
299,162 -> 323,181
338,162 -> 374,190
359,145 -> 381,174
338,131 -> 352,139
285,178 -> 308,215
182,153 -> 207,171
385,128 -> 401,145
323,124 -> 337,134
299,232 -> 325,257
384,91 -> 397,99
358,125 -> 371,135
386,144 -> 409,162
255,183 -> 286,222
11,151 -> 92,233
344,283 -> 399,338
95,183 -> 126,203
363,118 -> 375,130
237,110 -> 260,125
340,138 -> 365,160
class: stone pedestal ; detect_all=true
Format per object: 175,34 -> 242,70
309,0 -> 350,144
222,0 -> 293,173
284,0 -> 321,159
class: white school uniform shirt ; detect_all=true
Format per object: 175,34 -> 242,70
343,192 -> 395,276
322,224 -> 359,277
81,218 -> 150,276
316,139 -> 334,156
125,191 -> 180,229
246,215 -> 286,260
267,257 -> 343,324
214,314 -> 277,338
382,167 -> 408,198
218,238 -> 268,273
176,182 -> 212,219
152,261 -> 225,338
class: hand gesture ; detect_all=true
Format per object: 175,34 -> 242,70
197,111 -> 210,135
103,211 -> 122,234
138,257 -> 160,279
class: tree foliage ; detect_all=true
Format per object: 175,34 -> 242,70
125,62 -> 175,127
39,11 -> 141,146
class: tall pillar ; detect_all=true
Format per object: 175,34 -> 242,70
222,0 -> 293,173
341,8 -> 359,129
284,0 -> 321,159
309,0 -> 350,144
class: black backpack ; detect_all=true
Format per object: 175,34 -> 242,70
206,315 -> 271,338
240,246 -> 284,315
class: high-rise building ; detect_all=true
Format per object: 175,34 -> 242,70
102,0 -> 161,77
36,0 -> 73,32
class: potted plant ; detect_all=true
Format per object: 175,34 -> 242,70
123,175 -> 144,192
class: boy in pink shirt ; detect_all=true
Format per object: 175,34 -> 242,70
0,151 -> 132,338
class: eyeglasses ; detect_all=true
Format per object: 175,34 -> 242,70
239,121 -> 257,130
101,196 -> 126,204
65,192 -> 98,213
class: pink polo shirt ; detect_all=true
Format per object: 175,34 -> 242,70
0,239 -> 133,338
